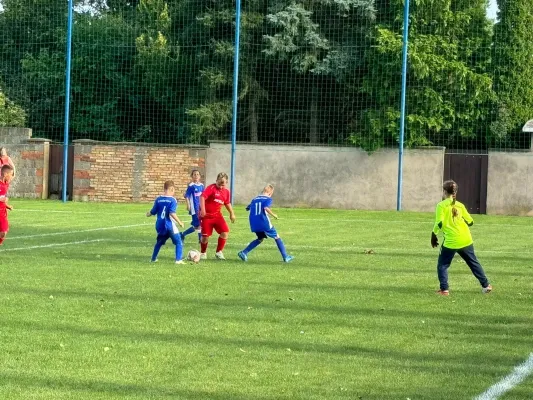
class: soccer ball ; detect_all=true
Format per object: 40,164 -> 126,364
187,249 -> 201,263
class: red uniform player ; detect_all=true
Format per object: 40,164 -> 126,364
0,165 -> 15,245
199,172 -> 236,260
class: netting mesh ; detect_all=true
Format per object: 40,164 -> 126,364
0,0 -> 532,151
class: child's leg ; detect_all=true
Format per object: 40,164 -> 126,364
0,218 -> 9,245
182,226 -> 196,237
242,237 -> 263,255
171,233 -> 183,261
200,218 -> 214,254
457,245 -> 490,288
215,218 -> 229,253
151,234 -> 168,261
437,246 -> 456,291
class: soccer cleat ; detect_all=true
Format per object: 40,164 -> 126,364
200,252 -> 207,260
175,260 -> 186,265
150,259 -> 158,263
215,251 -> 226,260
283,255 -> 294,263
436,289 -> 450,296
237,251 -> 247,262
482,284 -> 492,294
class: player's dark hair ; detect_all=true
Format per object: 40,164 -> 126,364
164,180 -> 174,190
217,172 -> 228,181
190,169 -> 200,177
1,164 -> 13,177
443,180 -> 459,218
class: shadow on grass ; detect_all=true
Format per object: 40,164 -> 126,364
3,285 -> 533,328
0,318 -> 522,381
0,371 -> 254,400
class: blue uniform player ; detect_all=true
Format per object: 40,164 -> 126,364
238,184 -> 293,263
146,180 -> 185,264
181,170 -> 204,243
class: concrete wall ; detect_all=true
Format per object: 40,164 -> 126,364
206,142 -> 444,211
73,140 -> 206,202
487,152 -> 533,215
0,128 -> 49,199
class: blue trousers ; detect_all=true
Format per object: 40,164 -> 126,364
437,244 -> 490,291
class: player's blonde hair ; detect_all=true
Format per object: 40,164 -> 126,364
263,184 -> 274,194
164,180 -> 175,190
1,164 -> 13,177
216,172 -> 228,181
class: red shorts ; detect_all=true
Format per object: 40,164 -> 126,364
0,217 -> 8,233
201,216 -> 229,237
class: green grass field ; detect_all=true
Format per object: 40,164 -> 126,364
1,200 -> 532,400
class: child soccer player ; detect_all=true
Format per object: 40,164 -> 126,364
146,180 -> 185,264
181,169 -> 204,243
431,180 -> 492,295
0,165 -> 14,246
238,184 -> 293,263
199,172 -> 236,260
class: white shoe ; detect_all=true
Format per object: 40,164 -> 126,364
215,251 -> 226,260
175,260 -> 186,265
150,259 -> 158,263
200,253 -> 207,260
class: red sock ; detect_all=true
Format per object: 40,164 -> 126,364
200,241 -> 208,253
216,237 -> 227,253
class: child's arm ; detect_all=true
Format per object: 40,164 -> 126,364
224,203 -> 236,223
170,212 -> 184,228
146,200 -> 157,217
264,207 -> 278,220
184,197 -> 191,212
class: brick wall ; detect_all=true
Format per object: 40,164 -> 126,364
0,128 -> 50,199
73,140 -> 206,202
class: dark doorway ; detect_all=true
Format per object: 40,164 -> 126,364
443,153 -> 488,214
49,144 -> 74,200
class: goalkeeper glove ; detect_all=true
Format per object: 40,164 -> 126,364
431,232 -> 439,248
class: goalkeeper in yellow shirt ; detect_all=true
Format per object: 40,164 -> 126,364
431,180 -> 492,296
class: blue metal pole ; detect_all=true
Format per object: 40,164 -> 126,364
62,0 -> 74,202
397,0 -> 410,211
229,0 -> 241,204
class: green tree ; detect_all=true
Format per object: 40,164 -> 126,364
356,0 -> 494,151
264,0 -> 376,144
490,0 -> 533,149
0,88 -> 26,127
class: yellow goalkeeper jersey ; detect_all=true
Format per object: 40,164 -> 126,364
432,198 -> 474,249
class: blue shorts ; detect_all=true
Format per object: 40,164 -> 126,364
255,228 -> 278,240
156,230 -> 182,246
190,214 -> 200,227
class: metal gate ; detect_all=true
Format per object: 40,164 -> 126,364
49,144 -> 74,200
443,153 -> 488,214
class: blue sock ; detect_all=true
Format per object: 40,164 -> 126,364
243,239 -> 262,254
197,231 -> 202,242
151,242 -> 163,261
173,235 -> 183,260
182,226 -> 195,237
275,238 -> 288,259
175,243 -> 183,260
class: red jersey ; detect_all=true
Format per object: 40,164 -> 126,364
0,156 -> 11,167
0,180 -> 10,218
202,183 -> 230,218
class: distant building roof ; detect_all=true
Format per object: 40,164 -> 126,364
523,120 -> 533,133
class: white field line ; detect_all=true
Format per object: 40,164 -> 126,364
474,353 -> 533,400
8,223 -> 151,240
0,239 -> 106,252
